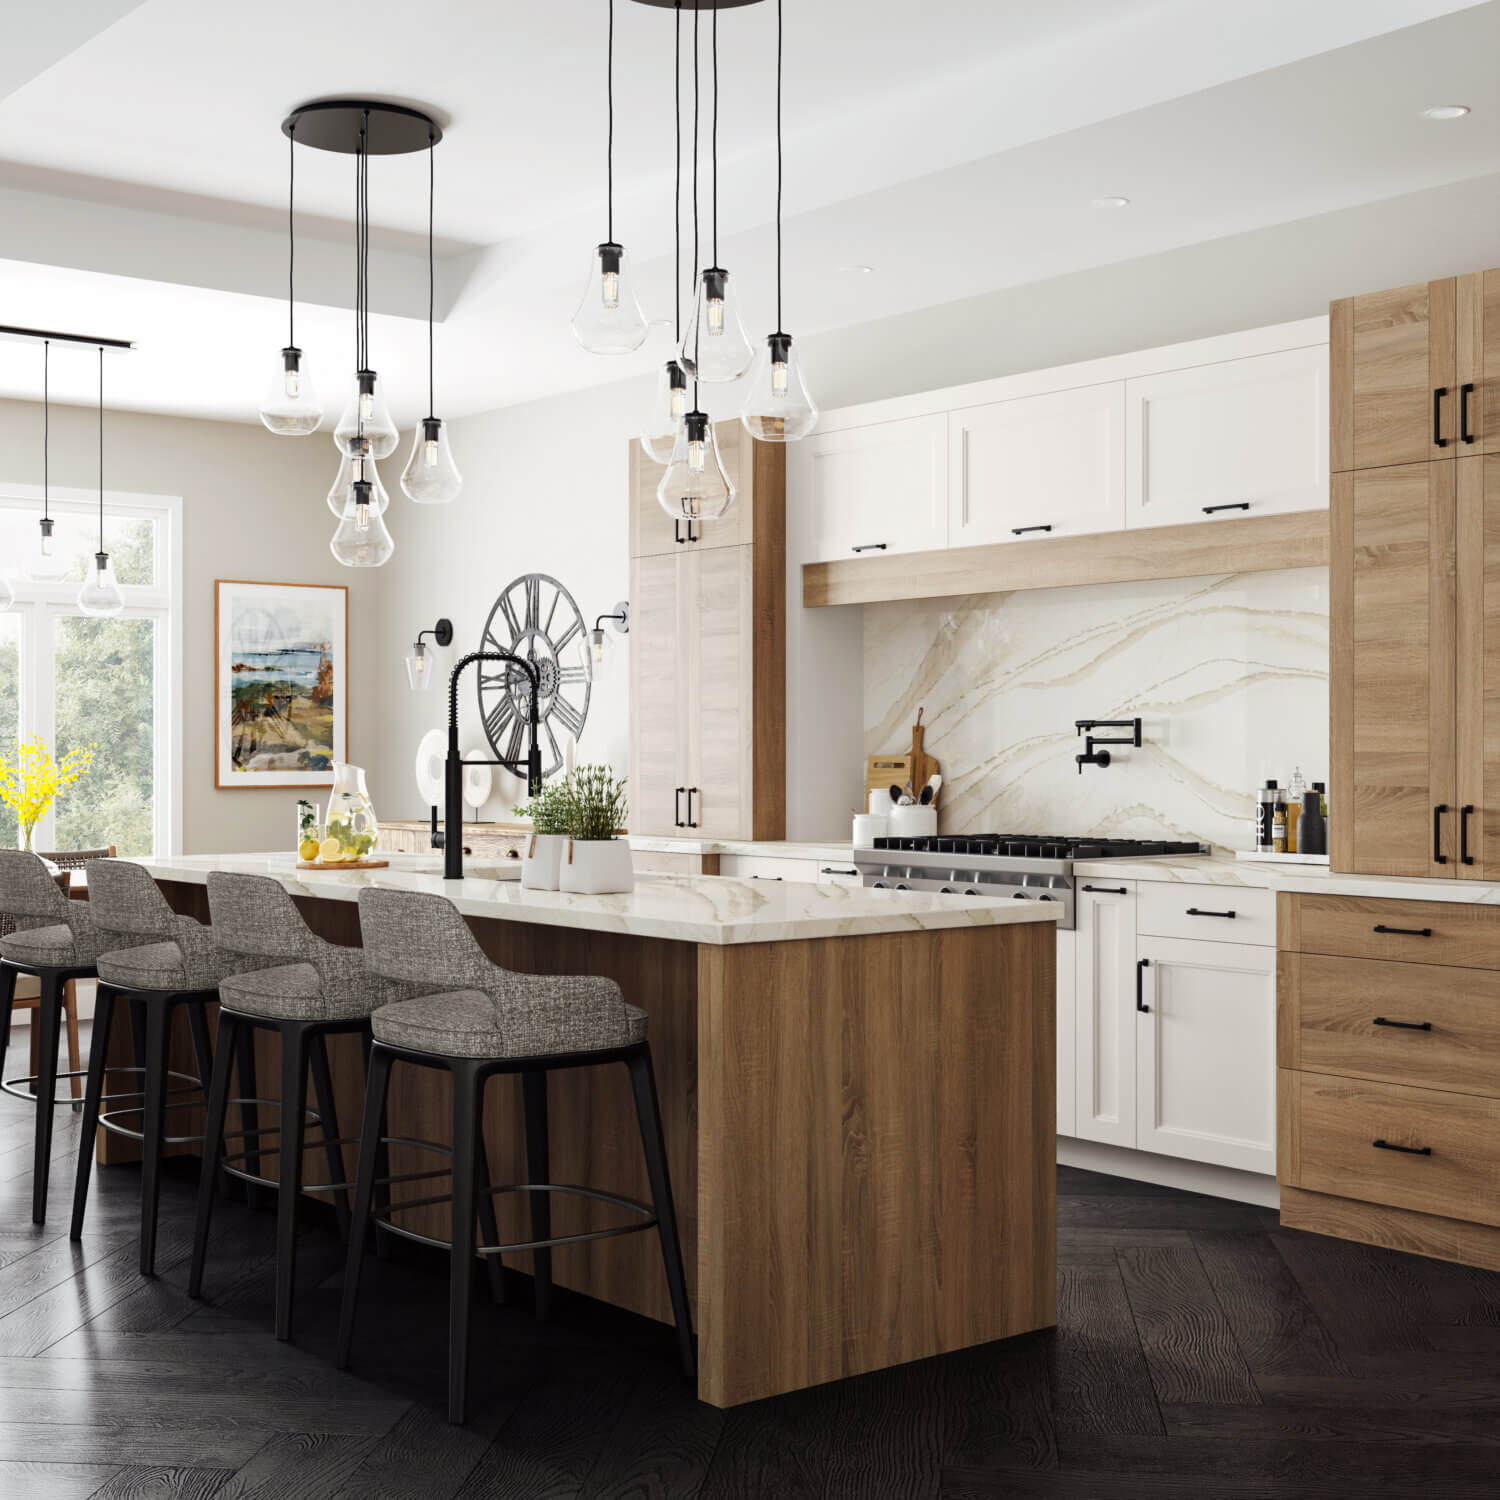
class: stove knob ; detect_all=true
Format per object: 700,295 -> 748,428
940,886 -> 955,894
1011,891 -> 1029,900
896,882 -> 911,891
1037,893 -> 1057,901
964,887 -> 982,896
872,880 -> 888,889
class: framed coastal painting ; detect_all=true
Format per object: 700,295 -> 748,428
215,580 -> 348,788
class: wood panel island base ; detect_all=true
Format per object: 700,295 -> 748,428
132,854 -> 1059,1409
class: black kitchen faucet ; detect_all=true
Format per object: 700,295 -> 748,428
1074,718 -> 1142,772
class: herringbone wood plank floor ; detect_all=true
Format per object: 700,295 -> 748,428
0,1049 -> 1498,1498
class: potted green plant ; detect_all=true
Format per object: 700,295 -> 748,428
513,779 -> 572,890
557,764 -> 633,895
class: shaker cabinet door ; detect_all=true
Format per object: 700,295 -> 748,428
1457,269 -> 1500,457
1456,454 -> 1500,878
1074,881 -> 1138,1150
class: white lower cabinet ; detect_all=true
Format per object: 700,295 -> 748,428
1074,881 -> 1138,1149
717,854 -> 819,883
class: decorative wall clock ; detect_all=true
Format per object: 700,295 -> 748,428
477,574 -> 592,778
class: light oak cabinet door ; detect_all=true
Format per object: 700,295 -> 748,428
1074,880 -> 1137,1149
1457,453 -> 1500,877
1331,461 -> 1457,876
1331,278 -> 1456,472
949,383 -> 1124,545
1457,270 -> 1500,456
630,422 -> 755,558
628,552 -> 689,837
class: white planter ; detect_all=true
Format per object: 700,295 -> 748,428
558,838 -> 635,895
521,833 -> 567,891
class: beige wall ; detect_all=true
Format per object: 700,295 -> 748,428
0,398 -> 379,855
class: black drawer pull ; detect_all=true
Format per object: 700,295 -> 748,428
1461,804 -> 1474,866
749,874 -> 783,881
1082,884 -> 1128,895
1434,386 -> 1449,448
1434,803 -> 1449,864
820,867 -> 859,876
1202,502 -> 1250,515
1011,524 -> 1053,536
1136,957 -> 1150,1014
1185,907 -> 1236,919
1372,924 -> 1433,937
1372,1138 -> 1432,1157
1461,382 -> 1475,444
851,542 -> 888,553
1372,1017 -> 1433,1032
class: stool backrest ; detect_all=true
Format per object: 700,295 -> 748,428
357,886 -> 492,992
206,871 -> 315,962
88,860 -> 178,942
33,846 -> 117,870
0,849 -> 73,935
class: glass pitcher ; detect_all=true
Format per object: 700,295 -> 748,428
323,763 -> 380,864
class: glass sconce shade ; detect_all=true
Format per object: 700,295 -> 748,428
400,418 -> 463,504
657,410 -> 735,522
741,332 -> 819,443
406,640 -> 436,689
680,266 -> 754,383
326,438 -> 390,518
259,346 -> 324,435
330,480 -> 395,568
22,517 -> 68,582
334,370 -> 400,459
571,242 -> 648,354
589,627 -> 607,664
76,551 -> 124,616
641,360 -> 689,464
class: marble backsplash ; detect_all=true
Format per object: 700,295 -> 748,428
864,569 -> 1328,852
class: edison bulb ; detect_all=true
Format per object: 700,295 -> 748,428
259,346 -> 323,436
680,266 -> 753,383
76,551 -> 124,617
657,410 -> 735,522
400,417 -> 463,504
571,242 -> 648,354
23,517 -> 68,582
330,480 -> 395,568
741,332 -> 819,443
334,370 -> 399,458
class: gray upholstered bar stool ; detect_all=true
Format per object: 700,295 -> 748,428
0,850 -> 105,1223
337,887 -> 694,1425
69,859 -> 223,1275
188,871 -> 377,1342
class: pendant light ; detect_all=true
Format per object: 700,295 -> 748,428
330,478 -> 395,568
77,347 -> 124,618
679,8 -> 752,383
572,0 -> 649,354
326,433 -> 391,518
258,120 -> 324,435
22,340 -> 68,583
400,135 -> 463,503
741,0 -> 817,442
641,0 -> 689,463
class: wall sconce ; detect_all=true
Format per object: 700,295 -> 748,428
406,617 -> 454,691
589,601 -> 630,664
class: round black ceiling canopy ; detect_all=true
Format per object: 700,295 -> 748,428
282,99 -> 442,155
631,1 -> 765,9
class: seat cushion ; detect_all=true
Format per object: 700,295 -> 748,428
0,923 -> 91,970
372,989 -> 648,1060
218,962 -> 371,1023
97,941 -> 193,993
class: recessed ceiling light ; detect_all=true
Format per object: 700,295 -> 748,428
1092,196 -> 1131,209
840,264 -> 874,275
1422,105 -> 1470,120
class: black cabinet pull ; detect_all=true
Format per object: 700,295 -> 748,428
1185,907 -> 1237,919
1136,957 -> 1150,1014
674,787 -> 685,828
1461,382 -> 1476,444
1082,884 -> 1128,895
851,542 -> 888,553
1011,524 -> 1053,536
821,866 -> 859,876
674,519 -> 699,544
749,874 -> 783,881
1202,502 -> 1251,515
1372,1138 -> 1432,1157
1434,803 -> 1449,864
1461,804 -> 1474,866
1434,386 -> 1449,448
1373,1016 -> 1433,1032
686,787 -> 699,829
1372,923 -> 1433,937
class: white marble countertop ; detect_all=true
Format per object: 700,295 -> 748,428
131,852 -> 1061,946
627,836 -> 856,863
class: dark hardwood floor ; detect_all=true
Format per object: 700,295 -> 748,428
0,1054 -> 1498,1498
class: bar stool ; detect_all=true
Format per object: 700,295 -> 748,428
336,887 -> 694,1425
69,859 -> 225,1275
0,850 -> 105,1223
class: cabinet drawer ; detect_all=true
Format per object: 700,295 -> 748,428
815,861 -> 863,887
1280,952 -> 1500,1098
1137,881 -> 1275,945
1283,894 -> 1500,969
718,854 -> 819,884
1281,1070 -> 1500,1228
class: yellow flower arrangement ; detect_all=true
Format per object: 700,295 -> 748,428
0,737 -> 96,852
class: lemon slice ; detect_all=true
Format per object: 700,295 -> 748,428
319,838 -> 344,864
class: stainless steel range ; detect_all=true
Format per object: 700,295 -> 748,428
852,834 -> 1208,930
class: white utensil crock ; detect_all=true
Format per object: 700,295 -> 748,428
887,804 -> 938,841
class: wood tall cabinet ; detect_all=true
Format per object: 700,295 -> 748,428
1331,267 -> 1500,878
627,423 -> 786,840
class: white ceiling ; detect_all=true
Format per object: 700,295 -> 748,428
0,0 -> 1494,425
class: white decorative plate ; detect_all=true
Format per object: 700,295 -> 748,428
414,729 -> 447,808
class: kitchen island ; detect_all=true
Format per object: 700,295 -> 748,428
128,853 -> 1059,1407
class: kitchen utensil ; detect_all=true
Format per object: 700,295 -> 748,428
888,785 -> 902,803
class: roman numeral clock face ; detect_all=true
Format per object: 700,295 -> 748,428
477,574 -> 592,778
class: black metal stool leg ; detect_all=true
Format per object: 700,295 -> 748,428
70,983 -> 117,1241
336,1044 -> 393,1370
274,1024 -> 310,1342
476,1135 -> 507,1305
308,1033 -> 351,1239
0,963 -> 16,1097
233,1023 -> 263,1210
186,1003 -> 213,1098
628,1049 -> 696,1378
31,973 -> 64,1224
189,1011 -> 238,1299
448,1061 -> 480,1425
138,995 -> 173,1277
521,1069 -> 552,1322
360,1031 -> 393,1260
127,996 -> 147,1089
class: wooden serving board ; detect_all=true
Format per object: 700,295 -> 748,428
295,858 -> 390,871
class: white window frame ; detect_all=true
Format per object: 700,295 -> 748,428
1,482 -> 183,856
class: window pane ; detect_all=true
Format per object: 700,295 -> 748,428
0,507 -> 155,586
0,613 -> 17,848
53,615 -> 156,856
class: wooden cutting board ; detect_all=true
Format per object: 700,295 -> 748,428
296,858 -> 390,871
865,709 -> 940,811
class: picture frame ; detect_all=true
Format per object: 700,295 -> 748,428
214,579 -> 348,789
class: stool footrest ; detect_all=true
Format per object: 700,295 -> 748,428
219,1160 -> 358,1196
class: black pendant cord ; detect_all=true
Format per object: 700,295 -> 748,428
691,4 -> 701,401
287,121 -> 296,348
41,340 -> 49,524
673,0 -> 682,343
775,0 -> 783,332
427,135 -> 435,420
606,0 -> 615,244
352,134 -> 363,380
711,6 -> 719,267
96,345 -> 104,556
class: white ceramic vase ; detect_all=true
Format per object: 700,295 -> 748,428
521,833 -> 568,890
558,838 -> 635,895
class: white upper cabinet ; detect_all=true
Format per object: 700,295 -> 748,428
1124,345 -> 1329,529
948,383 -> 1125,546
798,414 -> 948,564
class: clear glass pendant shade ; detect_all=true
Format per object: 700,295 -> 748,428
330,482 -> 395,568
405,641 -> 436,690
259,346 -> 324,435
76,552 -> 124,617
641,360 -> 689,464
334,370 -> 399,459
326,439 -> 390,519
657,410 -> 736,522
680,267 -> 754,383
741,333 -> 819,443
571,242 -> 648,354
22,517 -> 68,582
400,418 -> 463,504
